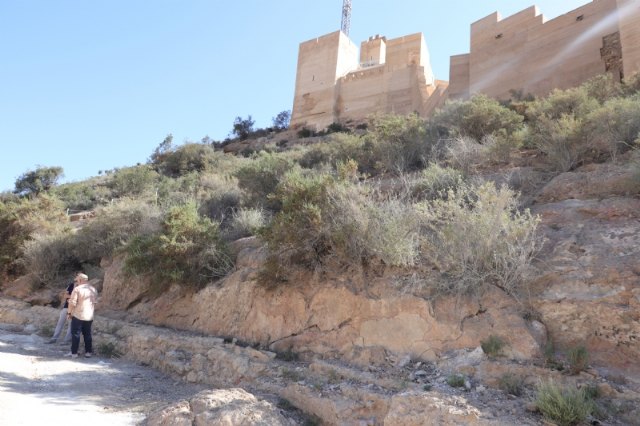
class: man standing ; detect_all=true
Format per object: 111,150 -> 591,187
66,272 -> 98,359
47,278 -> 75,344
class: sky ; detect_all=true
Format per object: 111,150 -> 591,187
0,0 -> 589,192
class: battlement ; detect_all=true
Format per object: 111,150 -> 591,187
292,0 -> 640,130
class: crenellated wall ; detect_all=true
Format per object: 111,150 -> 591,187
291,32 -> 442,130
292,1 -> 640,130
450,0 -> 640,100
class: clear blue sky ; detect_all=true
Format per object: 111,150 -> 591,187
1,0 -> 588,192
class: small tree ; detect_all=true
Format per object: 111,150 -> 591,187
14,166 -> 64,197
272,110 -> 291,131
149,134 -> 174,165
232,115 -> 255,140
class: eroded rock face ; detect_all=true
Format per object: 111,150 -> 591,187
100,248 -> 543,367
531,197 -> 640,371
146,388 -> 295,426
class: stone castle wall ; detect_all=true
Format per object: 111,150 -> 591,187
291,0 -> 640,130
291,32 -> 443,130
449,0 -> 640,100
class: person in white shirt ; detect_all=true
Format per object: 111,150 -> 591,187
66,272 -> 98,359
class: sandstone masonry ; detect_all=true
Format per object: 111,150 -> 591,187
291,0 -> 640,130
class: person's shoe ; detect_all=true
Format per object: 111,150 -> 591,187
65,352 -> 78,358
84,352 -> 92,358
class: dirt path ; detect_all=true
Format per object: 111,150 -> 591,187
0,324 -> 206,426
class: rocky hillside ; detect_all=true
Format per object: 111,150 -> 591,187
2,75 -> 640,424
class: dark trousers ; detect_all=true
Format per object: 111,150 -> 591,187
70,316 -> 93,355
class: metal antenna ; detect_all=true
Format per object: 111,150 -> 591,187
341,0 -> 352,36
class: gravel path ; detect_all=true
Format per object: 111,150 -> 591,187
0,325 -> 206,426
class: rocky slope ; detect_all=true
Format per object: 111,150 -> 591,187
1,152 -> 639,424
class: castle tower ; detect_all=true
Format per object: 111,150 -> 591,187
290,31 -> 358,130
360,35 -> 386,68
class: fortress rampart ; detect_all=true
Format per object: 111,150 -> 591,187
291,0 -> 640,130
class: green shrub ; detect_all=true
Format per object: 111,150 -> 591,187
366,113 -> 432,173
53,180 -> 105,211
230,208 -> 266,237
72,200 -> 162,262
410,164 -> 464,201
498,373 -> 524,396
108,165 -> 159,198
326,122 -> 349,133
234,152 -> 296,211
443,137 -> 487,175
481,335 -> 506,357
124,202 -> 233,289
20,231 -> 77,283
197,173 -> 242,223
447,374 -> 465,388
0,194 -> 68,279
582,74 -> 623,104
567,345 -> 589,375
525,85 -> 602,171
14,166 -> 64,197
527,114 -> 584,172
155,143 -> 222,177
417,182 -> 541,297
298,133 -> 365,171
259,168 -> 421,283
431,94 -> 524,142
582,95 -> 640,160
536,380 -> 594,426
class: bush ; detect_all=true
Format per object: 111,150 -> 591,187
410,164 -> 464,201
21,231 -> 77,283
443,137 -> 487,176
231,115 -> 255,140
197,173 -> 242,224
156,143 -> 221,177
431,94 -> 524,142
229,208 -> 266,239
446,374 -> 465,388
582,95 -> 640,161
417,182 -> 541,297
524,85 -> 603,171
108,165 -> 159,198
499,373 -> 524,396
0,194 -> 68,279
72,200 -> 162,262
567,345 -> 589,375
14,166 -> 64,197
234,152 -> 296,211
259,168 -> 421,284
272,110 -> 291,131
53,180 -> 105,211
536,380 -> 594,426
365,113 -> 432,173
20,200 -> 162,283
298,133 -> 365,171
481,335 -> 506,357
124,202 -> 233,289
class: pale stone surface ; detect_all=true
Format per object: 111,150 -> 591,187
291,31 -> 443,130
384,392 -> 491,425
531,196 -> 640,372
147,389 -> 294,426
450,0 -> 640,101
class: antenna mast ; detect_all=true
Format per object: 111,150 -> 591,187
341,0 -> 352,36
